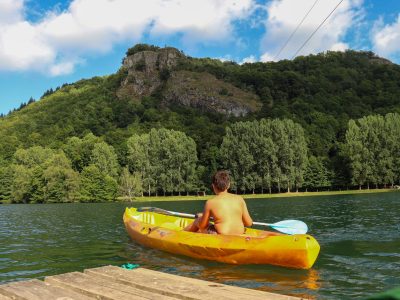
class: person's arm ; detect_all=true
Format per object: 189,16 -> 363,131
198,201 -> 212,230
242,199 -> 253,227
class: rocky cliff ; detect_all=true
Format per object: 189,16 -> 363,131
117,47 -> 261,117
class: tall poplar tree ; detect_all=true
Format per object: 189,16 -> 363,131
345,120 -> 367,189
345,113 -> 400,188
220,118 -> 307,193
91,141 -> 119,178
127,128 -> 198,195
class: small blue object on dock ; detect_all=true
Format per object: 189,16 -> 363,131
121,263 -> 140,270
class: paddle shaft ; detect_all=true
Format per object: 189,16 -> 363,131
158,213 -> 281,227
253,221 -> 292,228
137,207 -> 308,234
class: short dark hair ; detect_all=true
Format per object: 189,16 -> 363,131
212,170 -> 230,191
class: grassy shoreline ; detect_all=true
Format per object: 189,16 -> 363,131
1,189 -> 397,204
121,188 -> 399,202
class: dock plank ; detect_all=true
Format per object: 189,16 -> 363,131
45,271 -> 177,300
1,266 -> 302,300
0,294 -> 11,300
0,279 -> 92,300
84,266 -> 300,300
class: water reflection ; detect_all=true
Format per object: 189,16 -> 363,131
1,192 -> 399,299
121,239 -> 321,299
200,265 -> 321,299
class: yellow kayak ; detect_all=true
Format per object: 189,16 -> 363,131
123,207 -> 320,269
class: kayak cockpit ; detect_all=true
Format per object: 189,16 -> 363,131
126,207 -> 281,238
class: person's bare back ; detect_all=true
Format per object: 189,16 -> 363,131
184,170 -> 253,235
202,192 -> 252,235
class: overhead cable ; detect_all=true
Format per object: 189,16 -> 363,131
274,0 -> 320,61
291,0 -> 344,59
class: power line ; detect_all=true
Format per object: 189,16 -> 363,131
291,0 -> 344,59
274,0 -> 320,61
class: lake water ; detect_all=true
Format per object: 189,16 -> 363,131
1,192 -> 399,299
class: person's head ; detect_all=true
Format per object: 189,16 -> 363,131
212,170 -> 230,193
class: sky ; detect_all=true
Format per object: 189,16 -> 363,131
1,0 -> 400,115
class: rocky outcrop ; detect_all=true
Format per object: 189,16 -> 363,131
117,46 -> 262,116
122,47 -> 183,73
369,57 -> 392,65
118,47 -> 184,99
163,71 -> 261,117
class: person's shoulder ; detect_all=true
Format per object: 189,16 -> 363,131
227,193 -> 244,201
205,197 -> 217,206
207,195 -> 218,202
227,192 -> 241,197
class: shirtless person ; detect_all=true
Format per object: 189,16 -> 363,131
185,170 -> 253,235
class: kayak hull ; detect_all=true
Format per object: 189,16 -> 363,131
123,207 -> 320,269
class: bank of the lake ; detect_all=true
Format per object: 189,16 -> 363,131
1,192 -> 399,299
119,188 -> 398,202
1,188 -> 397,205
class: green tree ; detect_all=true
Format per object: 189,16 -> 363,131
42,152 -> 80,203
9,147 -> 79,203
221,118 -> 308,193
345,120 -> 368,189
63,133 -> 102,172
255,119 -> 276,194
10,165 -> 33,203
119,167 -> 143,199
127,133 -> 153,195
291,120 -> 308,191
91,142 -> 119,178
303,156 -> 332,190
271,120 -> 291,192
79,165 -> 117,202
384,113 -> 400,186
0,165 -> 13,202
10,146 -> 55,203
361,115 -> 383,188
127,128 -> 198,195
220,124 -> 255,193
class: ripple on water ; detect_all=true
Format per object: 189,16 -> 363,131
1,194 -> 400,299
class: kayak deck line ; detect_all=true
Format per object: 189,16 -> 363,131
0,265 -> 302,299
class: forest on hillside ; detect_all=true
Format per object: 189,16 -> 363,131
1,46 -> 400,202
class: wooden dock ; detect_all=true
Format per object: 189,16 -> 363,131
0,265 -> 302,299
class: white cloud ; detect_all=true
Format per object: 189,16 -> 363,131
260,0 -> 364,61
0,21 -> 55,71
217,55 -> 234,63
49,60 -> 77,76
216,54 -> 259,65
0,0 -> 24,24
330,42 -> 349,52
260,52 -> 274,62
0,0 -> 256,76
150,1 -> 255,43
240,55 -> 257,64
371,14 -> 400,58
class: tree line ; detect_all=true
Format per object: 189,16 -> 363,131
345,113 -> 400,189
1,114 -> 396,203
0,129 -> 199,203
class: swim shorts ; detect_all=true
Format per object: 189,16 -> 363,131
205,224 -> 218,234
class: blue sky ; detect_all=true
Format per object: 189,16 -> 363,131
1,0 -> 400,115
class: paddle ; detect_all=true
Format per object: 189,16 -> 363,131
137,207 -> 308,235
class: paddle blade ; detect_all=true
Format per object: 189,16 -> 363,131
269,220 -> 308,235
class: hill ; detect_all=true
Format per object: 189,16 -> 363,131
1,44 -> 400,197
